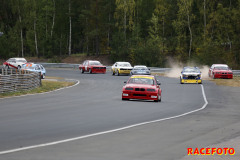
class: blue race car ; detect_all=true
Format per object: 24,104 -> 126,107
22,63 -> 46,79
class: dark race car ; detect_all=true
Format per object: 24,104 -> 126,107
122,75 -> 162,102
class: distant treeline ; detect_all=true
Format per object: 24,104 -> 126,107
0,0 -> 240,68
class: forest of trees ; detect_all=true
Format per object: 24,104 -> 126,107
0,0 -> 240,68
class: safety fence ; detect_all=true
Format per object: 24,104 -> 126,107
0,69 -> 41,93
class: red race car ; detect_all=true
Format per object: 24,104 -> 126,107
209,64 -> 233,79
122,75 -> 162,102
79,60 -> 106,74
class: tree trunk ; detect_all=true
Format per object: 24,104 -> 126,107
187,14 -> 192,59
51,0 -> 55,38
124,0 -> 127,41
203,0 -> 206,40
60,33 -> 62,56
68,0 -> 72,56
162,17 -> 165,54
18,2 -> 24,57
95,0 -> 99,56
34,18 -> 39,57
84,4 -> 89,55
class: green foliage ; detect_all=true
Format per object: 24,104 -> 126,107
0,0 -> 240,68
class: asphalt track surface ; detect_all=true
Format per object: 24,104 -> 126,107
0,69 -> 240,160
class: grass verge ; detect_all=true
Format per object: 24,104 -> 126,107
209,76 -> 240,87
0,80 -> 75,98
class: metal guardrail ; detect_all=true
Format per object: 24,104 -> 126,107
0,69 -> 41,93
40,63 -> 80,69
38,64 -> 240,75
1,64 -> 240,75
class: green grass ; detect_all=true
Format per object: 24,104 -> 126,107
0,80 -> 75,98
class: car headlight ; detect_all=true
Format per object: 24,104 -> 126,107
151,96 -> 157,98
147,89 -> 156,92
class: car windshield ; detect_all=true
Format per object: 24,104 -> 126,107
23,65 -> 35,69
18,60 -> 27,63
119,63 -> 131,67
128,77 -> 154,85
134,67 -> 147,70
183,68 -> 200,73
214,66 -> 229,70
89,61 -> 101,65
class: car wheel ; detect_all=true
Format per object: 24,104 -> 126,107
112,70 -> 115,75
89,68 -> 92,74
117,70 -> 120,76
18,65 -> 21,70
213,74 -> 216,79
154,94 -> 161,102
42,73 -> 45,79
81,69 -> 84,74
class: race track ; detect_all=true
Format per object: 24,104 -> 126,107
0,69 -> 240,160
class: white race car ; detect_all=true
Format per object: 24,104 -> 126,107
3,58 -> 27,69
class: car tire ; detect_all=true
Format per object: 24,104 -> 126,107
89,68 -> 92,74
213,74 -> 216,79
81,69 -> 84,74
112,70 -> 115,75
17,65 -> 21,70
154,94 -> 161,102
117,70 -> 120,76
42,73 -> 45,79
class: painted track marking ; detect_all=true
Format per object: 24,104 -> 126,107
0,85 -> 208,155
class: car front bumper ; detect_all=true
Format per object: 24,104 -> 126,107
122,91 -> 158,101
181,79 -> 202,84
119,70 -> 131,74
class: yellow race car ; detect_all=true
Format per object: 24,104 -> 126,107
112,62 -> 133,76
180,67 -> 202,84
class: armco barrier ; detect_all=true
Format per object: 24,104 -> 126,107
40,63 -> 80,69
0,69 -> 41,93
39,63 -> 240,75
2,64 -> 239,75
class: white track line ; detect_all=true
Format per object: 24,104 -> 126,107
0,79 -> 80,100
0,84 -> 208,155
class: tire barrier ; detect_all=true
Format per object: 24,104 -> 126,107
0,69 -> 41,93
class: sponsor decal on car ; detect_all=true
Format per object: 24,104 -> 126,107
131,76 -> 154,79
